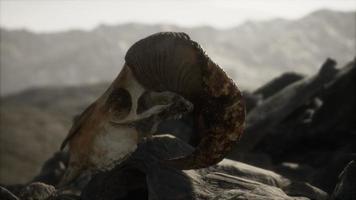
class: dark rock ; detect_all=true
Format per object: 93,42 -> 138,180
230,58 -> 338,154
32,152 -> 68,185
82,135 -> 326,200
0,186 -> 19,200
253,60 -> 355,192
274,162 -> 315,182
225,152 -> 273,170
82,135 -> 195,200
242,91 -> 263,113
0,184 -> 24,198
30,151 -> 90,194
311,153 -> 356,193
282,182 -> 328,200
254,72 -> 304,99
331,161 -> 356,200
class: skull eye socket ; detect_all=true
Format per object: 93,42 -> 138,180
106,88 -> 132,119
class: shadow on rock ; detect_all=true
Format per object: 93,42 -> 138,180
82,135 -> 195,200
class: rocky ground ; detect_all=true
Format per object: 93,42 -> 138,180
0,58 -> 355,200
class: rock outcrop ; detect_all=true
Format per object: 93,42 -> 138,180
1,58 -> 355,199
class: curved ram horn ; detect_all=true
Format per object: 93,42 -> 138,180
125,32 -> 246,169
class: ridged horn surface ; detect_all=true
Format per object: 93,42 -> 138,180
125,32 -> 245,169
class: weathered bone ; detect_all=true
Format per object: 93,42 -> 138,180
59,64 -> 195,186
59,32 -> 246,186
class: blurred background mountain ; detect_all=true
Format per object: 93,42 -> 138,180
1,9 -> 355,95
0,8 -> 355,185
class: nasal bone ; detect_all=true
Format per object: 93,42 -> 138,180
57,165 -> 82,188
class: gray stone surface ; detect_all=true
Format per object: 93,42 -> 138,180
81,135 -> 328,200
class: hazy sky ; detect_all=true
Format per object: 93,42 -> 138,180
1,0 -> 355,32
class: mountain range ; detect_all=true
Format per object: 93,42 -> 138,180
1,9 -> 355,96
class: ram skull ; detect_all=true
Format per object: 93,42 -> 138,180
59,32 -> 245,186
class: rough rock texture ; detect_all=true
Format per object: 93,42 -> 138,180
253,72 -> 304,100
253,59 -> 355,193
81,135 -> 327,200
331,161 -> 356,200
0,135 -> 329,200
0,186 -> 19,200
1,59 -> 355,199
234,58 -> 338,153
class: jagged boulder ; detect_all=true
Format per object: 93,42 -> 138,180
331,161 -> 356,200
81,135 -> 327,200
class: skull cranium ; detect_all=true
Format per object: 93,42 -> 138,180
59,32 -> 245,186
